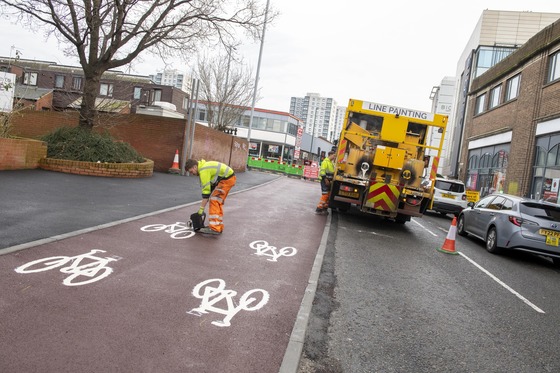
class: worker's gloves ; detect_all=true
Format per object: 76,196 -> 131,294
198,207 -> 205,215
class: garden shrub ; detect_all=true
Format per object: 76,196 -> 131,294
41,127 -> 145,163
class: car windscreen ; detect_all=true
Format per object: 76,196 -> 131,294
435,180 -> 465,193
520,202 -> 560,222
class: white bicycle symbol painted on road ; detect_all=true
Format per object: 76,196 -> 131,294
14,249 -> 119,286
140,222 -> 195,239
249,240 -> 297,262
187,278 -> 269,327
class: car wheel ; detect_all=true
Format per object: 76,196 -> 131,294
457,215 -> 467,237
485,227 -> 501,254
552,257 -> 560,268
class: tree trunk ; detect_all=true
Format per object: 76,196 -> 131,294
79,73 -> 101,129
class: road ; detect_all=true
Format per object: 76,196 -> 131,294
0,170 -> 327,372
3,169 -> 560,372
299,210 -> 560,373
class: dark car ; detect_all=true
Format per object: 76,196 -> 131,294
457,193 -> 560,265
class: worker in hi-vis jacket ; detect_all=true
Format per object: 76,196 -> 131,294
315,151 -> 336,215
185,159 -> 236,235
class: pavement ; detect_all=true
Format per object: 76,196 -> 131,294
0,168 -> 331,372
0,169 -> 282,251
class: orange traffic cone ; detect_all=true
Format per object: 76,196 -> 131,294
168,149 -> 181,174
437,217 -> 459,255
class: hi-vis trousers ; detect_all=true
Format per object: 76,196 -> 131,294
208,175 -> 236,233
316,177 -> 330,210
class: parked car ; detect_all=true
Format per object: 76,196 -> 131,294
457,193 -> 560,265
430,177 -> 468,217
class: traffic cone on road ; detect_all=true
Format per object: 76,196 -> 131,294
168,149 -> 181,174
437,217 -> 459,255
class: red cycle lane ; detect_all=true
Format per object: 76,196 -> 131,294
0,177 -> 327,373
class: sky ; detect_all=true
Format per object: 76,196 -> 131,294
0,1 -> 559,114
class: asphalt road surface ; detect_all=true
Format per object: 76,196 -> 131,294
299,210 -> 560,373
1,170 -> 328,372
5,170 -> 560,372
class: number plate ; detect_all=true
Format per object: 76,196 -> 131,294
539,229 -> 560,247
339,191 -> 359,198
539,229 -> 560,237
546,236 -> 559,246
441,193 -> 456,199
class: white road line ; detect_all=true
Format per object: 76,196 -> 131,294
411,219 -> 438,236
458,252 -> 545,314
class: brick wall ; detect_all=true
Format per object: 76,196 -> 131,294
9,111 -> 248,173
464,44 -> 560,197
39,158 -> 154,178
0,137 -> 47,170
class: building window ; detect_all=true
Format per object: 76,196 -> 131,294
54,75 -> 65,88
475,46 -> 515,77
183,97 -> 189,110
152,89 -> 162,102
548,51 -> 560,83
474,93 -> 486,115
72,76 -> 83,90
100,83 -> 113,97
133,87 -> 142,99
505,74 -> 520,101
489,85 -> 501,109
23,72 -> 38,86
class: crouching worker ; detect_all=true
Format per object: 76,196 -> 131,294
185,159 -> 236,235
315,151 -> 336,215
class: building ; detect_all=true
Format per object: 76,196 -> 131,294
0,57 -> 189,117
289,93 -> 341,143
446,10 -> 560,178
427,76 -> 455,176
192,102 -> 333,164
149,69 -> 191,93
459,17 -> 560,201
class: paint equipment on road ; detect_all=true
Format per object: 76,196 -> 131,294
188,212 -> 206,232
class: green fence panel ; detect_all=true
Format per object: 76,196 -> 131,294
247,156 -> 264,169
276,162 -> 287,173
285,164 -> 303,177
261,159 -> 277,171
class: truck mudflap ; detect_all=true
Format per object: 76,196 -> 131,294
364,182 -> 400,212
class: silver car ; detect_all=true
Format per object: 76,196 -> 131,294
457,193 -> 560,266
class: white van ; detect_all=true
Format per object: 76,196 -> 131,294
431,177 -> 468,217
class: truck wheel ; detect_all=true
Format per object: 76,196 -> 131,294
395,214 -> 410,224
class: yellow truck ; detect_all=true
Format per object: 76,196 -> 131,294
328,99 -> 447,223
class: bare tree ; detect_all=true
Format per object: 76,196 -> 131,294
0,0 -> 272,129
194,52 -> 256,131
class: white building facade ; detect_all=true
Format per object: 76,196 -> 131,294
150,69 -> 191,93
427,76 -> 455,176
289,93 -> 340,143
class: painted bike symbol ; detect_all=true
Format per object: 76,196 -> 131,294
140,222 -> 195,239
187,279 -> 269,327
249,240 -> 297,262
14,249 -> 118,286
